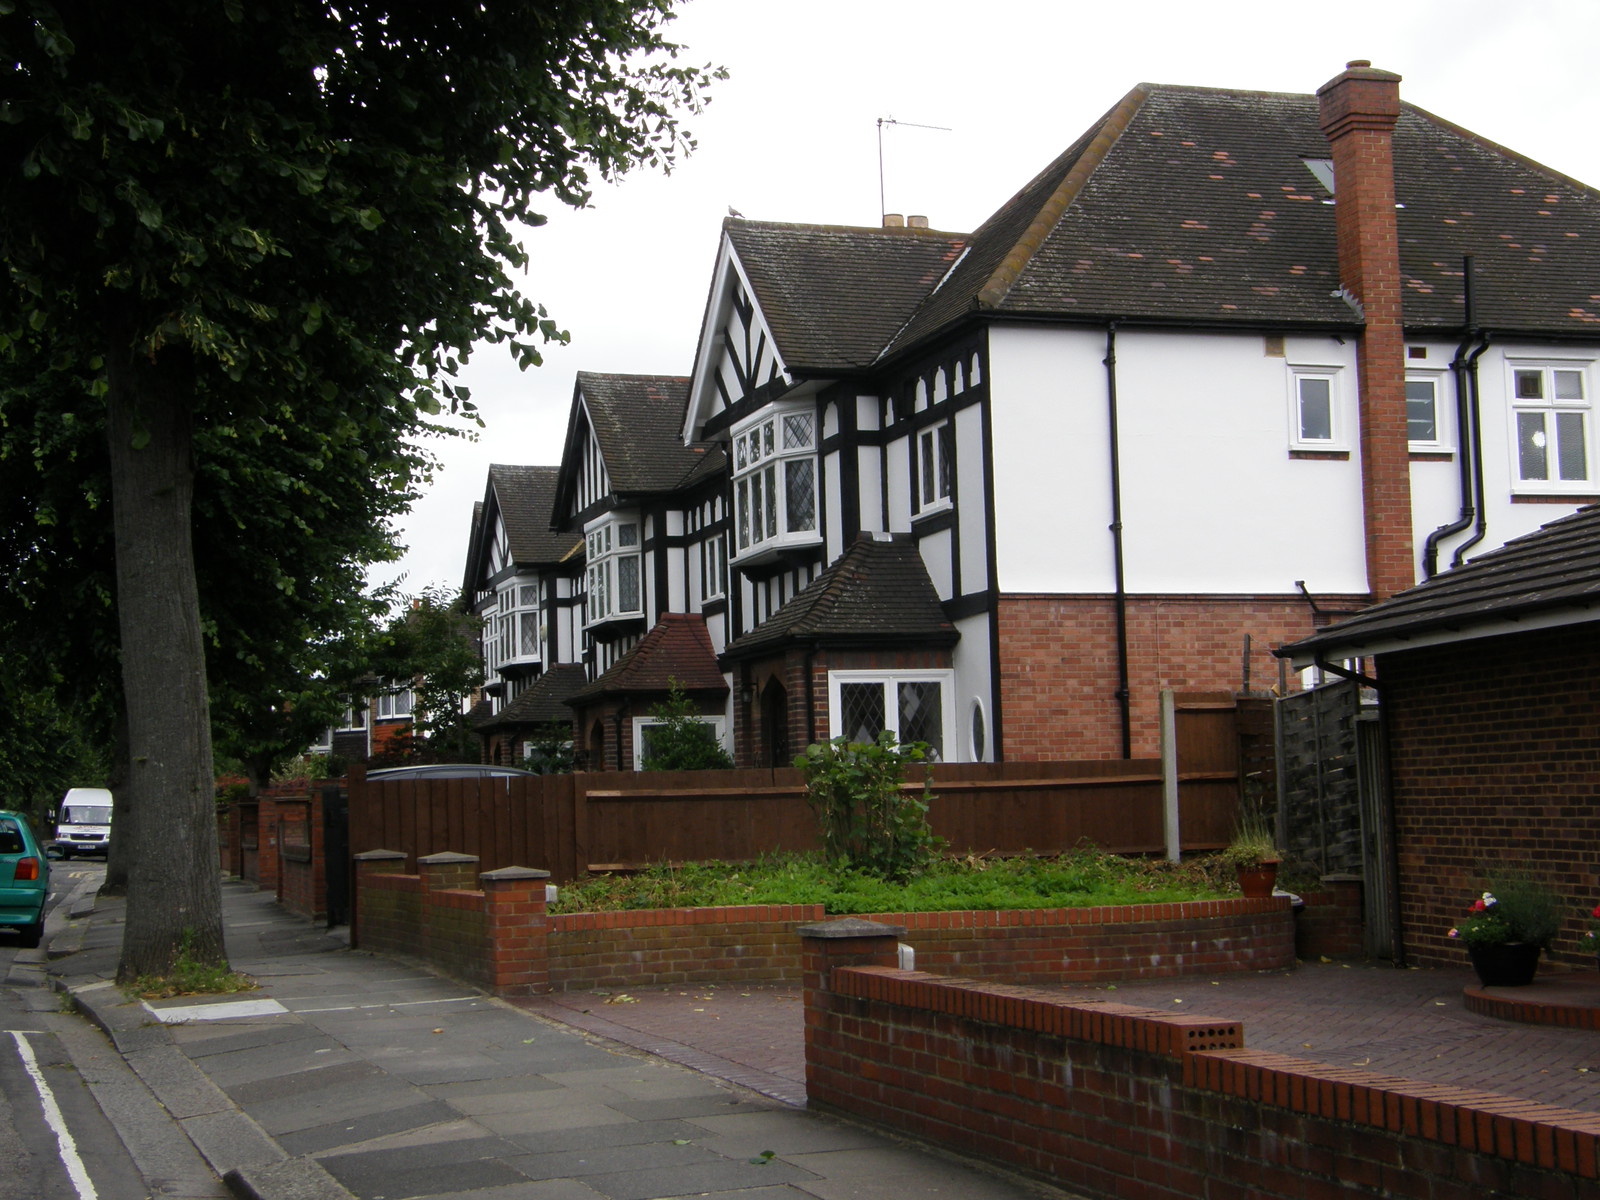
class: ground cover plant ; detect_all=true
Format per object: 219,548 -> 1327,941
550,848 -> 1232,915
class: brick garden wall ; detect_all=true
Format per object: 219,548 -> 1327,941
995,594 -> 1359,760
352,854 -> 1295,995
1380,624 -> 1600,969
801,923 -> 1599,1200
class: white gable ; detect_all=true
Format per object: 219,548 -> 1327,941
683,234 -> 790,441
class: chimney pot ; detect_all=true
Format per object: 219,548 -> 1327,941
883,213 -> 905,228
908,214 -> 929,229
1347,59 -> 1371,69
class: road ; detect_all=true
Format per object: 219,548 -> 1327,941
0,861 -> 228,1200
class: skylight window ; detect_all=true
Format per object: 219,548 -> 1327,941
1302,158 -> 1336,194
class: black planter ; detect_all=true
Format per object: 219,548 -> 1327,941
1466,941 -> 1541,988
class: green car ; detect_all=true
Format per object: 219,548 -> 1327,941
0,810 -> 50,948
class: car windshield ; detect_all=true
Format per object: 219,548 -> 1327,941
62,805 -> 111,824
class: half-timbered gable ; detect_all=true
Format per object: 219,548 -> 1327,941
553,372 -> 726,678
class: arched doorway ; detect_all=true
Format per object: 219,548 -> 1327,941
760,679 -> 789,768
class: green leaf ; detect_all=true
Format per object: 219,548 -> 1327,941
130,428 -> 151,451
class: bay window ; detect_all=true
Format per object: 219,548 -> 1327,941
732,404 -> 819,560
491,577 -> 540,670
827,669 -> 954,761
586,515 -> 642,623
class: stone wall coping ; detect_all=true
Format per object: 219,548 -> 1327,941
481,866 -> 551,882
419,851 -> 480,865
354,849 -> 407,862
798,917 -> 907,940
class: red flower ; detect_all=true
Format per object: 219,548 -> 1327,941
1471,899 -> 1487,913
1590,903 -> 1600,919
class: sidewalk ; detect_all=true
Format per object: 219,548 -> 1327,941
52,880 -> 1069,1200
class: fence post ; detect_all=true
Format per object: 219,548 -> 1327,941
1160,688 -> 1180,862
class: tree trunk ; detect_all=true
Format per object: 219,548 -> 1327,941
105,332 -> 226,980
100,707 -> 132,896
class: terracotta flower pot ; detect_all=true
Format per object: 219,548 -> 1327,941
1236,861 -> 1278,899
1466,941 -> 1541,988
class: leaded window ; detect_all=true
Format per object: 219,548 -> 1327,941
732,404 -> 819,561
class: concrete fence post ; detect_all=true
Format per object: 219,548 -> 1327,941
481,866 -> 551,997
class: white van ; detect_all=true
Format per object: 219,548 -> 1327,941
56,788 -> 113,859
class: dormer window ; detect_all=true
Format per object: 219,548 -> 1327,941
732,403 -> 819,562
586,514 -> 642,623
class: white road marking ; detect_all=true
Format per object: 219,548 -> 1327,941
295,995 -> 481,1013
7,1030 -> 98,1200
143,997 -> 289,1023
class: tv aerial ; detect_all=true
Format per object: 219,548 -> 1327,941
877,117 -> 953,225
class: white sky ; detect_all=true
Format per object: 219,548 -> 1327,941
373,0 -> 1600,596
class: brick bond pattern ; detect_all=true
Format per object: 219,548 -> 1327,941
996,595 -> 1357,760
1382,624 -> 1600,969
353,852 -> 1296,995
801,924 -> 1600,1200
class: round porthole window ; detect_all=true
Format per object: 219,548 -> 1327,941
969,698 -> 987,762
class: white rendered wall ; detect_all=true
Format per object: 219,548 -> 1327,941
955,402 -> 989,595
950,612 -> 994,762
987,325 -> 1370,596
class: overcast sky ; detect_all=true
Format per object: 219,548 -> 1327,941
372,0 -> 1600,597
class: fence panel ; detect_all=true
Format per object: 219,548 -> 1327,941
344,705 -> 1250,882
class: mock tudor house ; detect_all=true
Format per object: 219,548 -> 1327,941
467,61 -> 1600,769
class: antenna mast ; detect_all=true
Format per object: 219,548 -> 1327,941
877,116 -> 953,225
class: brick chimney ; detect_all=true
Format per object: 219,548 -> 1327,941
1318,60 -> 1413,602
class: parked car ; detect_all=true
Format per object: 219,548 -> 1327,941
364,763 -> 537,781
55,786 -> 113,859
0,810 -> 50,948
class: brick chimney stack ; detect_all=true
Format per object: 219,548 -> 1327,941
1318,60 -> 1413,602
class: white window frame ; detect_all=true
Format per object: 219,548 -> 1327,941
631,715 -> 729,770
731,402 -> 820,563
1287,365 -> 1347,452
827,669 -> 956,762
1405,371 -> 1451,452
585,513 -> 643,624
374,684 -> 415,721
1507,360 -> 1593,495
336,699 -> 367,731
914,420 -> 953,514
702,531 -> 728,602
489,576 -> 541,671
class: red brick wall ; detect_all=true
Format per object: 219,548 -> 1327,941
996,594 -> 1354,759
802,941 -> 1599,1199
356,883 -> 1294,995
1380,624 -> 1600,968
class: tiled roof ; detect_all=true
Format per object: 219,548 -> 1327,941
724,221 -> 969,371
574,373 -> 720,495
889,82 -> 1600,350
1280,504 -> 1600,661
722,533 -> 958,661
477,664 -> 588,730
569,614 -> 729,703
489,464 -> 574,564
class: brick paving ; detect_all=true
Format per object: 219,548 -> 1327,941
528,962 -> 1600,1116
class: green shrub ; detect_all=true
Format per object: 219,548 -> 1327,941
640,681 -> 732,771
794,732 -> 943,882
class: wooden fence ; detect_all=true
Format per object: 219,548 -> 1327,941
348,692 -> 1253,882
